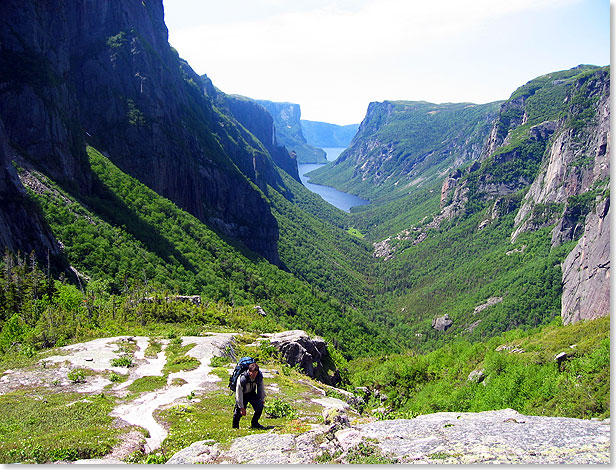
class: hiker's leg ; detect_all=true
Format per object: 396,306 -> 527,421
232,404 -> 241,428
249,395 -> 264,427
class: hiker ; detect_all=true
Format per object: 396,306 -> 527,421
233,362 -> 266,429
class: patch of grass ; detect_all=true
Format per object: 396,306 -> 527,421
144,338 -> 163,358
113,338 -> 138,356
127,375 -> 167,393
157,391 -> 247,456
211,367 -> 230,381
346,227 -> 365,239
0,390 -> 125,463
67,369 -> 86,383
264,398 -> 298,419
345,442 -> 397,464
110,356 -> 133,368
108,372 -> 124,383
209,355 -> 231,367
163,341 -> 200,374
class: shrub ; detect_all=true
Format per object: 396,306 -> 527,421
264,398 -> 297,419
67,369 -> 86,383
110,356 -> 133,367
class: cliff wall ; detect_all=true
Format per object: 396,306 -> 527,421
0,0 -> 284,264
256,100 -> 327,164
438,66 -> 610,324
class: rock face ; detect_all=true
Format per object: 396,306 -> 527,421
0,0 -> 284,264
261,330 -> 338,385
511,68 -> 610,244
436,66 -> 610,326
561,197 -> 610,324
166,409 -> 610,464
0,120 -> 59,263
256,101 -> 327,164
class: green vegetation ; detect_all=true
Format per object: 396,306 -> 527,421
0,391 -> 123,463
349,316 -> 609,420
308,100 -> 501,203
0,61 -> 609,464
127,375 -> 167,393
264,398 -> 298,419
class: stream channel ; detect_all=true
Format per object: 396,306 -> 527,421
297,147 -> 369,213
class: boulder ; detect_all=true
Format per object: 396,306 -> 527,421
432,314 -> 453,332
467,369 -> 485,384
166,440 -> 219,464
262,330 -> 338,384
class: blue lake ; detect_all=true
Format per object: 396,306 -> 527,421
298,147 -> 369,213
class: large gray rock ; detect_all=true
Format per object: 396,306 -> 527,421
261,330 -> 334,383
357,409 -> 610,464
169,409 -> 610,464
166,440 -> 219,464
561,197 -> 610,325
432,314 -> 453,331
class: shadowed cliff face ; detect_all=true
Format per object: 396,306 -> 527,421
0,120 -> 58,261
222,94 -> 300,182
0,0 -> 93,193
0,0 -> 281,264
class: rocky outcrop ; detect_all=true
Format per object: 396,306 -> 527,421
561,197 -> 610,324
432,314 -> 453,332
167,409 -> 610,464
256,101 -> 327,164
0,0 -> 283,264
511,68 -> 610,243
260,330 -> 339,385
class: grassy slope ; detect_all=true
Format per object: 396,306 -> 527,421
348,315 -> 609,420
21,146 -> 393,358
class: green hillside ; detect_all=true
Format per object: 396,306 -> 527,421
11,146 -> 394,358
307,100 -> 501,203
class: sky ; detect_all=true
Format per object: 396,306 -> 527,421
163,0 -> 610,125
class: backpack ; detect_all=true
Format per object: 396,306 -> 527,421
228,356 -> 255,391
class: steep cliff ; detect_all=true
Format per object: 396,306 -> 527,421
0,119 -> 59,262
0,0 -> 283,264
307,100 -> 500,202
256,100 -> 327,164
438,65 -> 610,324
561,197 -> 610,325
220,94 -> 300,182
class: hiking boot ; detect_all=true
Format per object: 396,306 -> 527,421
250,423 -> 266,430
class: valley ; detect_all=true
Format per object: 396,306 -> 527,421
0,0 -> 609,464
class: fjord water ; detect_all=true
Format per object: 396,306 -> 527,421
298,147 -> 369,212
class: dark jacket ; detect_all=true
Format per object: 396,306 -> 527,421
235,370 -> 265,408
